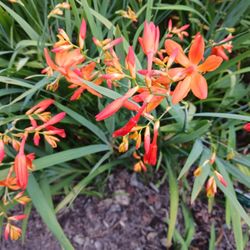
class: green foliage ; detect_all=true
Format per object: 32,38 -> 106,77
0,0 -> 249,249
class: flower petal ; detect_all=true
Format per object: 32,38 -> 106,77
198,55 -> 223,72
188,33 -> 204,65
172,76 -> 191,104
190,73 -> 207,99
164,40 -> 189,67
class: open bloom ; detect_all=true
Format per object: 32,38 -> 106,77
44,48 -> 85,76
139,22 -> 160,71
67,62 -> 103,99
165,33 -> 223,104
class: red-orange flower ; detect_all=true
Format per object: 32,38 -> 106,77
211,34 -> 233,61
14,136 -> 34,190
26,99 -> 54,115
143,121 -> 159,166
95,86 -> 139,121
243,123 -> 250,132
165,33 -> 223,104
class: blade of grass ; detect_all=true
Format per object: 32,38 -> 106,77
165,157 -> 179,248
55,102 -> 109,144
0,1 -> 39,40
55,160 -> 122,213
27,174 -> 74,249
178,139 -> 203,179
33,144 -> 111,171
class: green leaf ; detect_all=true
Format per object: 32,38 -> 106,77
33,144 -> 111,171
193,113 -> 250,122
27,175 -> 73,249
178,140 -> 203,180
208,223 -> 216,250
231,203 -> 244,250
216,159 -> 250,226
168,121 -> 211,144
0,77 -> 51,111
55,102 -> 109,144
55,160 -> 122,213
191,151 -> 211,203
154,4 -> 209,24
0,1 -> 39,40
166,158 -> 179,248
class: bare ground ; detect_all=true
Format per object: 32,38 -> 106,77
1,169 -> 245,250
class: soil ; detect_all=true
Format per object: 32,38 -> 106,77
1,169 -> 246,250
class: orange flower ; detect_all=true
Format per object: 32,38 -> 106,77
14,136 -> 34,190
167,19 -> 189,41
206,176 -> 217,197
52,29 -> 73,53
139,22 -> 160,71
118,7 -> 137,22
14,191 -> 31,205
4,223 -> 22,240
143,121 -> 159,166
211,34 -> 233,61
214,170 -> 227,187
95,86 -> 139,121
44,48 -> 85,76
93,37 -> 123,51
125,46 -> 136,79
165,33 -> 223,104
134,160 -> 147,172
112,98 -> 150,137
79,18 -> 87,49
8,214 -> 26,221
0,177 -> 20,190
26,99 -> 54,115
67,62 -> 103,99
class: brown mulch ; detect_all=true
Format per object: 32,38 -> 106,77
1,169 -> 243,250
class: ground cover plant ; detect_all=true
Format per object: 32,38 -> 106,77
0,0 -> 249,249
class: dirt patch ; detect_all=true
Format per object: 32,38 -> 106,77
1,169 -> 243,249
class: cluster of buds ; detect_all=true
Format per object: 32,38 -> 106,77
194,152 -> 227,198
116,7 -> 138,22
211,34 -> 233,61
0,99 -> 66,240
47,2 -> 70,19
43,18 -> 233,173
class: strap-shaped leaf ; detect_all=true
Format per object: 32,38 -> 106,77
178,139 -> 203,179
27,175 -> 74,249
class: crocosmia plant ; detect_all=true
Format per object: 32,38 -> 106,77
0,1 -> 249,249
